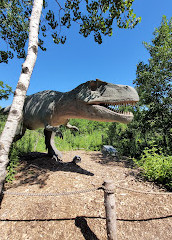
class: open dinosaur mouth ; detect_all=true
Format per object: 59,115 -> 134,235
99,101 -> 137,116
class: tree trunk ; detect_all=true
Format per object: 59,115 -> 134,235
0,0 -> 43,196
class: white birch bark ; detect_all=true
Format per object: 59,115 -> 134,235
0,0 -> 43,194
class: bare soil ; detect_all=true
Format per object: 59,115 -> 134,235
0,151 -> 172,240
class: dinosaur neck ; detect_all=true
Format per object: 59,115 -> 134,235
51,91 -> 79,125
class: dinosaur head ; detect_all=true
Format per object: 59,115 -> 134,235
71,79 -> 139,124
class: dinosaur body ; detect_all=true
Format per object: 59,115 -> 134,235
4,79 -> 139,161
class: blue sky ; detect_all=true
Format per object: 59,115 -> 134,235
0,0 -> 172,107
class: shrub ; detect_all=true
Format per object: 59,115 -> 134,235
134,147 -> 172,190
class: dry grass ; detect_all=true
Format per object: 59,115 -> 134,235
0,151 -> 172,240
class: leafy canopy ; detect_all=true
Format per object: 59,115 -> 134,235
0,0 -> 141,63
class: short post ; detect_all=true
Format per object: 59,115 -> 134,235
103,180 -> 117,240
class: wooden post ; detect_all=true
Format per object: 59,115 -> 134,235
103,180 -> 117,240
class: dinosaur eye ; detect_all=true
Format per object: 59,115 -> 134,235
90,81 -> 97,91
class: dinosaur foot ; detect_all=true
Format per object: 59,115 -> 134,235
52,154 -> 63,164
72,155 -> 81,164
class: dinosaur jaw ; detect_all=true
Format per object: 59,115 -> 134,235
89,100 -> 137,124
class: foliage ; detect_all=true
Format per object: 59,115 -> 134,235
0,0 -> 141,63
0,81 -> 12,100
134,147 -> 172,190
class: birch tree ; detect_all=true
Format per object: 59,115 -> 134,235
0,0 -> 140,195
0,0 -> 43,194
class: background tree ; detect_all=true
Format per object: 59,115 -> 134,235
134,16 -> 172,154
106,16 -> 172,158
0,0 -> 140,195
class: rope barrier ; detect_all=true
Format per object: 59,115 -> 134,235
2,187 -> 100,197
2,184 -> 172,197
114,184 -> 172,195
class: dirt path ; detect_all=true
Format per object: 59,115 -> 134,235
0,151 -> 172,240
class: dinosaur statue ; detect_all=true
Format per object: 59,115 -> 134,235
3,79 -> 139,162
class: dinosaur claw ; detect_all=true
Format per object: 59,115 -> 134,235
55,130 -> 63,139
72,155 -> 81,164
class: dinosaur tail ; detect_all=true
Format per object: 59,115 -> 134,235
0,105 -> 11,115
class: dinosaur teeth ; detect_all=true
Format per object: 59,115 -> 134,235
102,101 -> 137,107
100,102 -> 135,116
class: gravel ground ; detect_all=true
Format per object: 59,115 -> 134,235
0,150 -> 172,240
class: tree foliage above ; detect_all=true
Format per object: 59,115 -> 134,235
0,0 -> 141,63
0,0 -> 32,63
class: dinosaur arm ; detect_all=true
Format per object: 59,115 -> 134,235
65,121 -> 79,131
45,124 -> 63,139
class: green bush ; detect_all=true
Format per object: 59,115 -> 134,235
134,147 -> 172,190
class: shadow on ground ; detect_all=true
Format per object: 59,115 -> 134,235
75,216 -> 100,240
5,152 -> 94,190
89,152 -> 135,169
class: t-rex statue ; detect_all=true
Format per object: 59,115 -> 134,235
3,79 -> 139,162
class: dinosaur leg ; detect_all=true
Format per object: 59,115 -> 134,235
13,126 -> 26,142
44,128 -> 63,162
